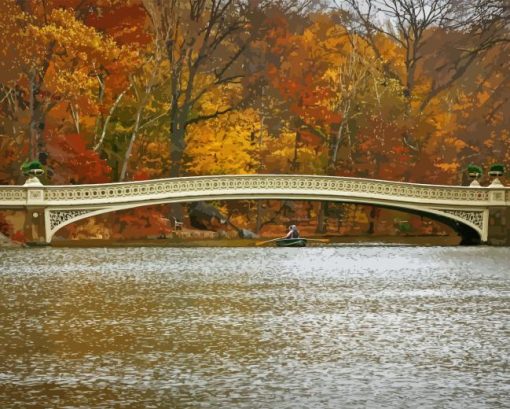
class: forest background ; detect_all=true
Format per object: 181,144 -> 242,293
0,0 -> 509,242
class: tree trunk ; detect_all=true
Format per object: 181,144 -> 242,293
290,130 -> 300,171
30,99 -> 47,161
168,113 -> 187,222
169,127 -> 186,177
255,201 -> 262,233
168,87 -> 190,177
316,201 -> 328,234
94,86 -> 130,152
119,101 -> 145,181
27,39 -> 55,161
28,71 -> 38,159
367,206 -> 378,234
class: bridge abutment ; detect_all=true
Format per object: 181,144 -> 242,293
486,187 -> 509,246
487,207 -> 510,246
24,207 -> 49,245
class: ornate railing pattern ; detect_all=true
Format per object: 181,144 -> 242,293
0,187 -> 26,202
35,175 -> 491,204
438,209 -> 486,230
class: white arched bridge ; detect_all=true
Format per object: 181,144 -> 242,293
0,174 -> 509,245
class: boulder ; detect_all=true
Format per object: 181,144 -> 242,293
188,201 -> 258,239
188,201 -> 227,230
239,228 -> 258,239
0,232 -> 21,247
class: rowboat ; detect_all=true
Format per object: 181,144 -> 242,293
275,238 -> 307,247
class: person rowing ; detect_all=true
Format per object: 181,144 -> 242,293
255,225 -> 328,246
284,224 -> 300,239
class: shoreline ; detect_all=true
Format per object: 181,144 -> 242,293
48,234 -> 461,248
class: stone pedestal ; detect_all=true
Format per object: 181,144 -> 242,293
23,176 -> 49,245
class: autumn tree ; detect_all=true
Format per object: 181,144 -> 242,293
141,0 -> 314,177
0,1 -> 139,184
337,0 -> 510,175
141,0 -> 245,177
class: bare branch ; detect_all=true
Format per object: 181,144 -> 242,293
185,106 -> 235,126
93,85 -> 132,152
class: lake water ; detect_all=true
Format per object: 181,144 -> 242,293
0,246 -> 509,408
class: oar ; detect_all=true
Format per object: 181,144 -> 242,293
302,238 -> 330,243
255,237 -> 283,246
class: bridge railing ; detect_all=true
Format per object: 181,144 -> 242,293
0,187 -> 27,207
1,174 -> 502,208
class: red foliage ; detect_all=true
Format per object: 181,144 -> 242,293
112,207 -> 172,239
85,3 -> 151,46
132,169 -> 151,181
299,129 -> 322,145
356,120 -> 412,180
0,212 -> 12,236
46,133 -> 112,184
276,76 -> 342,130
10,230 -> 26,243
0,138 -> 29,185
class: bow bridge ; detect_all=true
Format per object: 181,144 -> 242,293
0,174 -> 509,245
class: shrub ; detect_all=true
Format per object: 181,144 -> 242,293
467,164 -> 483,175
20,160 -> 44,176
489,164 -> 505,174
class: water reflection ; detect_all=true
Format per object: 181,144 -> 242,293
0,246 -> 509,408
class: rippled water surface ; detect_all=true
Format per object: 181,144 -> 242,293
0,246 -> 509,408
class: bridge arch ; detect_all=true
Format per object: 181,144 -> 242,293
46,194 -> 485,244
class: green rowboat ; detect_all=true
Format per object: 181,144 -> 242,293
275,238 -> 307,247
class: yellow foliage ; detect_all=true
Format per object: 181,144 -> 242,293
31,8 -> 135,105
435,162 -> 460,173
195,78 -> 244,116
262,129 -> 327,174
132,137 -> 170,179
374,33 -> 406,79
0,1 -> 35,82
185,109 -> 262,175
